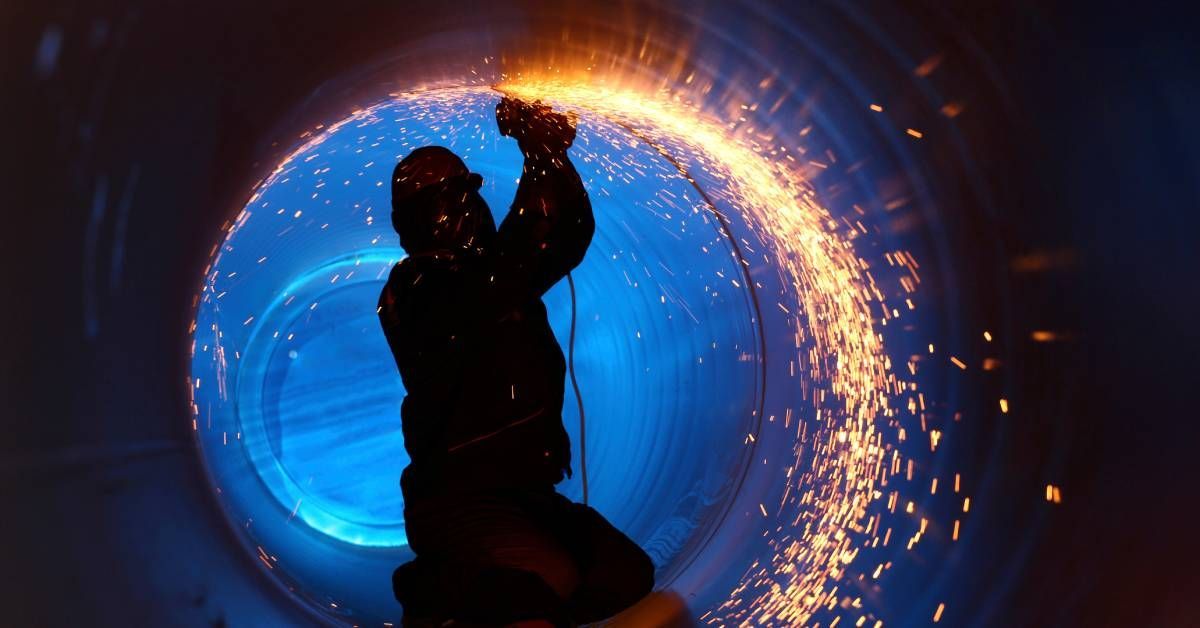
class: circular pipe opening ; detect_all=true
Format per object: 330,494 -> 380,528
190,87 -> 767,622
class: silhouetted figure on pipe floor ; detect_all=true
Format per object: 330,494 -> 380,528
379,96 -> 655,627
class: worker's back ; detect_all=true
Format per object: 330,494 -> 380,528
378,249 -> 573,503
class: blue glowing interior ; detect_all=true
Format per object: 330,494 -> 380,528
190,88 -> 764,621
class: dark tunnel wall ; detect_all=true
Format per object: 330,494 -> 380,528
3,1 -> 1199,626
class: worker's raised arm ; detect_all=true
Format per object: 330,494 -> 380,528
493,97 -> 596,298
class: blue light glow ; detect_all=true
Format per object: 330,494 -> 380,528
190,87 -> 763,621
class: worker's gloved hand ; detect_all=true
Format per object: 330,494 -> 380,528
496,96 -> 577,157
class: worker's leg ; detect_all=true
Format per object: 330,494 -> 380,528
400,490 -> 580,625
396,559 -> 570,627
544,496 -> 656,623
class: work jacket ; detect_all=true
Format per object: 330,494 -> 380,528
378,152 -> 594,503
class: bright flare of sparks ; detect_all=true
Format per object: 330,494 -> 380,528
187,77 -> 958,625
499,79 -> 907,625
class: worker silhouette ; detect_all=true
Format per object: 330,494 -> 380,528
379,96 -> 655,627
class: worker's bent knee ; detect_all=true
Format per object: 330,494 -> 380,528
600,529 -> 656,603
617,545 -> 656,607
458,565 -> 572,627
631,546 -> 656,598
488,542 -> 581,601
570,545 -> 656,623
543,560 -> 581,601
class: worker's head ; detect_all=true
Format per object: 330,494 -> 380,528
390,146 -> 495,255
